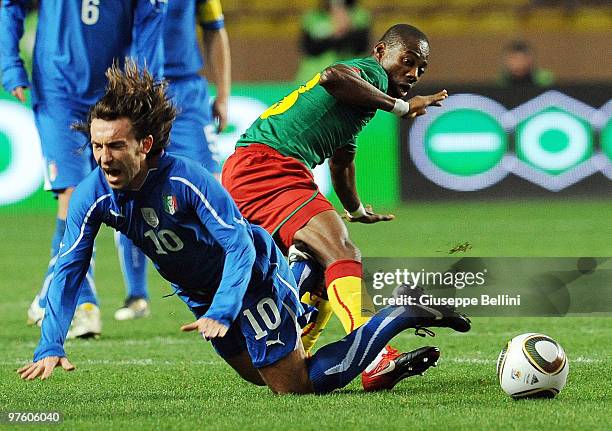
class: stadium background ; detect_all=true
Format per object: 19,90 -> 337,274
1,2 -> 611,430
1,0 -> 611,210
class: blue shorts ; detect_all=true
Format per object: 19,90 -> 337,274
186,248 -> 304,368
33,100 -> 95,192
166,76 -> 220,173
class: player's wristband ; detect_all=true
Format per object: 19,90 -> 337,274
391,99 -> 410,117
346,203 -> 367,219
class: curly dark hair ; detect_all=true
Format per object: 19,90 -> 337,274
75,59 -> 176,158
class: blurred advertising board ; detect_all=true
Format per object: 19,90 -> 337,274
402,84 -> 612,200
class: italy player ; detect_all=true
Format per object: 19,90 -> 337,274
16,62 -> 470,391
114,0 -> 232,321
222,24 -> 448,391
0,0 -> 166,337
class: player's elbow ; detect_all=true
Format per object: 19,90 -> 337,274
319,66 -> 343,89
235,234 -> 257,266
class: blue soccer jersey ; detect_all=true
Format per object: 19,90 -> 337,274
0,0 -> 166,107
34,153 -> 301,361
163,0 -> 224,79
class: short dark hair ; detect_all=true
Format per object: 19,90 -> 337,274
505,40 -> 533,54
379,24 -> 428,47
75,59 -> 176,158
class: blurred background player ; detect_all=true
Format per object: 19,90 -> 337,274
0,0 -> 166,337
295,0 -> 371,83
114,0 -> 231,321
222,24 -> 448,391
497,39 -> 554,88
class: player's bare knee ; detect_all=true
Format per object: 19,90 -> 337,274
324,236 -> 360,265
265,379 -> 313,395
238,372 -> 266,386
233,366 -> 266,386
339,236 -> 360,260
258,350 -> 313,394
223,351 -> 265,386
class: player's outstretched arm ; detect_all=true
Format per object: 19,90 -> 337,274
17,356 -> 75,381
319,65 -> 447,119
319,64 -> 397,112
329,147 -> 394,224
177,171 -> 256,327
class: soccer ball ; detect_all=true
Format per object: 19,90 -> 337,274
496,333 -> 569,399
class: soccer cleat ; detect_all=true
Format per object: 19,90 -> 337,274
26,295 -> 45,327
361,345 -> 440,391
114,296 -> 150,321
395,284 -> 472,334
67,302 -> 102,339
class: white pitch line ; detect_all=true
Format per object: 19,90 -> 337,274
15,336 -> 197,349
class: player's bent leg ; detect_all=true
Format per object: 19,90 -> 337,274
293,211 -> 443,391
208,321 -> 267,386
262,295 -> 470,394
222,350 -> 266,386
257,348 -> 314,394
294,210 -> 375,333
293,210 -> 359,267
307,304 -> 446,394
258,309 -> 427,394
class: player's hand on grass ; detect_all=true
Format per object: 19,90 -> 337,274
17,356 -> 75,381
405,90 -> 448,118
345,204 -> 395,224
181,317 -> 229,340
11,86 -> 28,103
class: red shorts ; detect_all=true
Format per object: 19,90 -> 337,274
222,144 -> 334,253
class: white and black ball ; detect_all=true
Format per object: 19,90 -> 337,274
497,333 -> 569,399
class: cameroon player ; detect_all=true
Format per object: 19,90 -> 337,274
222,24 -> 448,391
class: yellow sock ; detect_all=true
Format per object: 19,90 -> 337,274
300,292 -> 333,354
327,275 -> 376,333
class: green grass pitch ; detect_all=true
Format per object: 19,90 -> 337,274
1,200 -> 611,430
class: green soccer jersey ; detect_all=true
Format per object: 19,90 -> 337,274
236,56 -> 389,169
